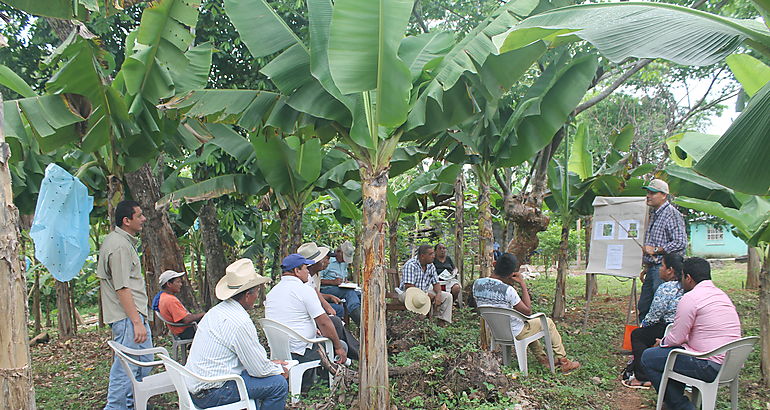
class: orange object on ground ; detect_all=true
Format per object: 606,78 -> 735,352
622,324 -> 639,350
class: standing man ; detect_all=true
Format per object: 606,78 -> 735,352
641,258 -> 741,410
97,200 -> 150,409
319,246 -> 361,324
639,179 -> 687,321
400,244 -> 452,325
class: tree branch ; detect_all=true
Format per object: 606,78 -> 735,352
574,59 -> 652,115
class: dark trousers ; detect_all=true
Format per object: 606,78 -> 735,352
642,346 -> 720,410
630,321 -> 668,381
638,263 -> 663,321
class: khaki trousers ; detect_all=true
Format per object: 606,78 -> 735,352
399,289 -> 453,323
516,317 -> 567,358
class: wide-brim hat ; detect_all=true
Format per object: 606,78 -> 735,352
341,240 -> 354,263
297,242 -> 330,263
216,258 -> 270,300
642,178 -> 670,194
404,287 -> 431,316
158,270 -> 185,287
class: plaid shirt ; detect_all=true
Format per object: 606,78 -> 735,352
400,257 -> 438,292
643,201 -> 687,264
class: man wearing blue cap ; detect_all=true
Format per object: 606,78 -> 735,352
639,179 -> 687,321
265,254 -> 349,391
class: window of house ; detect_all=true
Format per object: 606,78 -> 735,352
706,226 -> 724,241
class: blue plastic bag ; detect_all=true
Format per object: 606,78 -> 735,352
30,164 -> 94,282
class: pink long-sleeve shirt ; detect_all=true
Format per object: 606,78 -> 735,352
661,280 -> 741,364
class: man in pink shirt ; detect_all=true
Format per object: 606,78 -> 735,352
641,257 -> 741,409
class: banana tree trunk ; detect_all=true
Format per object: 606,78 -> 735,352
56,280 -> 76,339
359,166 -> 390,408
0,92 -> 35,409
760,246 -> 769,387
388,213 -> 400,271
475,164 -> 494,279
552,219 -> 571,320
455,171 -> 465,286
33,270 -> 42,334
352,222 -> 364,283
747,246 -> 761,289
288,199 -> 304,254
200,200 -> 228,310
278,208 -> 290,262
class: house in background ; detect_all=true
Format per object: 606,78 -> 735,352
690,222 -> 747,258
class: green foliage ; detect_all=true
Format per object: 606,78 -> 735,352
535,218 -> 584,272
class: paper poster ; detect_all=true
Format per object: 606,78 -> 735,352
605,244 -> 624,270
594,221 -> 615,240
618,220 -> 641,240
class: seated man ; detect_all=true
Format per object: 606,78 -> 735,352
641,257 -> 741,410
319,246 -> 361,324
432,243 -> 461,304
265,254 -> 349,391
399,244 -> 452,324
473,253 -> 580,373
185,259 -> 288,409
154,270 -> 204,339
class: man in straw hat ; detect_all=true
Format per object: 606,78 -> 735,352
639,178 -> 687,321
473,253 -> 580,373
399,244 -> 453,325
318,242 -> 361,325
297,242 -> 344,316
265,254 -> 349,391
185,259 -> 289,409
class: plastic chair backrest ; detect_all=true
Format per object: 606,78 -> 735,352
258,318 -> 296,361
478,306 -> 525,343
158,354 -> 197,409
714,337 -> 759,382
107,341 -> 167,374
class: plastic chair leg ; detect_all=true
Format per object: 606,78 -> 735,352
514,343 -> 529,376
698,386 -> 717,410
501,345 -> 511,367
135,391 -> 149,410
288,370 -> 304,404
729,379 -> 739,410
656,376 -> 669,410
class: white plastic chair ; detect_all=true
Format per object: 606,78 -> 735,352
655,336 -> 759,410
156,310 -> 196,363
258,318 -> 334,403
477,306 -> 556,376
107,341 -> 175,410
159,354 -> 257,410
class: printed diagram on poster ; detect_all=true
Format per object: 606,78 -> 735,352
586,197 -> 649,278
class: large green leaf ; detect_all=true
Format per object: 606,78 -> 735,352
173,43 -> 213,95
675,195 -> 770,246
160,90 -> 283,132
0,0 -> 87,19
664,164 -> 739,209
156,174 -> 268,208
5,95 -> 86,152
205,124 -> 255,163
225,0 -> 304,58
0,64 -> 36,98
398,31 -> 455,81
725,54 -> 770,97
494,2 -> 770,66
694,81 -> 770,195
567,122 -> 592,180
328,0 -> 414,129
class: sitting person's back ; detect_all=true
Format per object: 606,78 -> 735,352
154,270 -> 204,339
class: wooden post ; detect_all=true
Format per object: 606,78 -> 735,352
454,171 -> 465,287
56,280 -> 76,340
759,246 -> 770,387
0,92 -> 36,409
747,246 -> 760,289
552,220 -> 571,319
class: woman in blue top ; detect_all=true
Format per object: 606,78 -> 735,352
623,253 -> 684,388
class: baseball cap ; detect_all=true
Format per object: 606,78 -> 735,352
159,270 -> 185,287
281,254 -> 316,272
642,179 -> 669,194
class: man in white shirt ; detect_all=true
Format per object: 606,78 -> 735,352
265,254 -> 348,391
185,259 -> 288,409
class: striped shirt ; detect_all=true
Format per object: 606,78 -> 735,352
400,257 -> 438,292
184,299 -> 282,394
643,202 -> 687,265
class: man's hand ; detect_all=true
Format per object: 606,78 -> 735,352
640,266 -> 647,281
334,347 -> 348,364
325,305 -> 336,316
325,294 -> 341,304
653,338 -> 661,347
433,292 -> 443,306
132,319 -> 148,344
643,245 -> 656,256
272,360 -> 289,378
334,278 -> 343,286
511,271 -> 526,285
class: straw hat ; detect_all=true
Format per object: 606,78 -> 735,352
340,240 -> 354,263
215,258 -> 270,300
404,287 -> 431,315
297,242 -> 330,263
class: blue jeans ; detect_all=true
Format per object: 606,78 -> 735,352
320,286 -> 361,313
638,263 -> 663,321
105,316 -> 153,410
191,371 -> 288,409
641,346 -> 720,410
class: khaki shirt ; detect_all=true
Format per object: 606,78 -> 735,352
96,227 -> 148,324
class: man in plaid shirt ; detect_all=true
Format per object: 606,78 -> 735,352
399,244 -> 453,324
638,179 -> 687,321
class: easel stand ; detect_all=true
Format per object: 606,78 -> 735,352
581,273 -> 639,329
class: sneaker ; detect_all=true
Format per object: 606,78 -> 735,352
556,357 -> 581,374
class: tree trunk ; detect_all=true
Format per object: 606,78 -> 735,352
288,200 -> 303,254
759,247 -> 769,387
388,214 -> 400,271
358,166 -> 390,408
747,246 -> 760,289
455,171 -> 465,286
0,92 -> 36,409
352,222 -> 364,283
475,164 -> 494,279
199,200 -> 228,309
55,280 -> 76,340
277,208 -> 290,262
126,163 -> 200,333
33,270 -> 42,334
552,219 -> 571,320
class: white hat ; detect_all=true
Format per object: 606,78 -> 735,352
215,258 -> 271,300
159,270 -> 185,287
404,287 -> 431,316
340,240 -> 354,263
642,179 -> 670,195
297,242 -> 330,263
